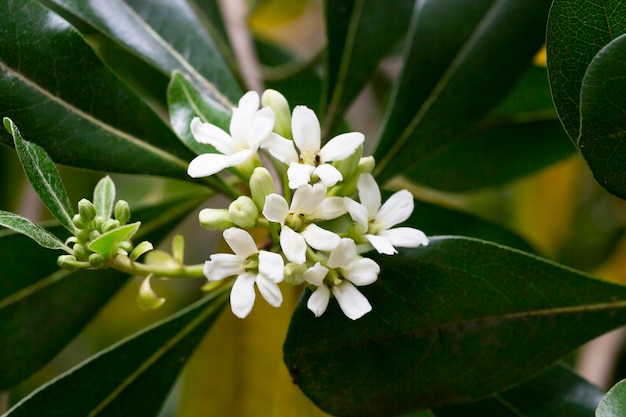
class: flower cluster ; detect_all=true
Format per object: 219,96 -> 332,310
189,90 -> 428,320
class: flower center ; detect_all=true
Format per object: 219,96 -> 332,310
285,211 -> 306,231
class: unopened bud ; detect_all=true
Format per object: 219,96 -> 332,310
73,213 -> 89,230
88,252 -> 105,267
358,156 -> 375,174
57,254 -> 82,271
118,240 -> 133,254
101,219 -> 120,233
250,167 -> 276,210
78,199 -> 97,221
76,228 -> 91,243
199,208 -> 234,231
89,230 -> 102,241
262,89 -> 292,139
115,200 -> 131,225
94,215 -> 105,231
73,243 -> 90,261
229,196 -> 258,229
284,262 -> 307,285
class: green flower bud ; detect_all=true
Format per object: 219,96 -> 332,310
284,262 -> 307,286
88,252 -> 105,267
73,243 -> 90,261
57,254 -> 84,271
78,198 -> 97,221
118,240 -> 133,254
262,89 -> 292,139
89,230 -> 102,241
250,167 -> 276,210
358,156 -> 375,174
94,215 -> 105,231
229,196 -> 258,229
76,228 -> 91,243
115,200 -> 131,225
101,219 -> 120,233
72,213 -> 89,229
199,208 -> 235,231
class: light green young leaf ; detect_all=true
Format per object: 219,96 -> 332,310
597,378 -> 626,417
3,117 -> 75,233
93,176 -> 116,220
0,210 -> 68,251
88,222 -> 140,258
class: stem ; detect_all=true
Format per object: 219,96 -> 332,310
111,256 -> 205,279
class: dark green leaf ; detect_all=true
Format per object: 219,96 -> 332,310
4,287 -> 228,417
4,118 -> 75,232
546,0 -> 626,142
0,210 -> 67,250
93,176 -> 116,220
597,378 -> 626,417
578,34 -> 626,199
284,236 -> 626,417
0,0 -> 193,178
373,0 -> 551,183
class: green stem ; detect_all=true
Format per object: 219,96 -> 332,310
111,256 -> 205,279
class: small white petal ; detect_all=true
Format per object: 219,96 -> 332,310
380,227 -> 429,248
365,234 -> 397,255
318,132 -> 364,162
280,226 -> 307,264
357,174 -> 381,219
287,162 -> 315,189
327,238 -> 357,269
309,196 -> 347,220
262,194 -> 289,224
313,164 -> 343,187
344,198 -> 369,227
262,133 -> 299,164
230,272 -> 257,318
301,224 -> 341,251
258,250 -> 284,283
190,118 -> 236,154
376,190 -> 414,229
332,281 -> 372,320
255,274 -> 283,308
292,106 -> 321,154
230,91 -> 260,140
245,107 -> 275,150
307,285 -> 331,317
290,183 -> 326,214
187,153 -> 234,178
303,262 -> 328,286
204,254 -> 243,281
343,257 -> 380,286
223,227 -> 258,258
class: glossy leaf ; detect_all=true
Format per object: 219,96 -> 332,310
88,222 -> 140,258
4,287 -> 229,417
323,0 -> 413,130
578,34 -> 626,199
0,0 -> 193,178
284,236 -> 626,417
546,0 -> 626,142
374,0 -> 551,183
0,189 -> 209,389
0,210 -> 67,251
93,176 -> 116,220
4,118 -> 75,232
597,378 -> 626,417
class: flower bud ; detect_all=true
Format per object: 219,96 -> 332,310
101,219 -> 120,233
229,196 -> 258,229
76,228 -> 91,243
250,167 -> 276,210
72,213 -> 89,230
94,215 -> 105,231
262,89 -> 292,139
199,208 -> 235,231
57,254 -> 86,271
73,243 -> 90,261
88,252 -> 105,267
358,156 -> 375,174
78,198 -> 97,221
89,230 -> 102,241
118,240 -> 133,254
115,200 -> 131,225
284,262 -> 307,285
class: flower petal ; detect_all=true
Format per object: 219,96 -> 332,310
380,227 -> 429,248
262,133 -> 299,164
365,234 -> 397,255
290,183 -> 327,214
301,224 -> 341,251
255,274 -> 283,308
204,254 -> 243,281
223,227 -> 258,258
332,281 -> 372,320
344,198 -> 369,227
262,194 -> 289,224
230,91 -> 260,140
258,250 -> 285,283
230,272 -> 257,318
187,153 -> 235,178
313,163 -> 343,187
309,196 -> 347,220
376,190 -> 414,229
291,105 -> 321,154
357,173 -> 381,219
318,132 -> 364,162
245,107 -> 275,150
190,118 -> 236,154
280,226 -> 307,264
343,257 -> 380,286
307,285 -> 331,317
326,238 -> 357,269
303,262 -> 328,286
287,162 -> 315,189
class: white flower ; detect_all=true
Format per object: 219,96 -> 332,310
262,105 -> 364,188
188,91 -> 275,178
344,173 -> 429,255
262,183 -> 346,264
305,238 -> 379,320
204,227 -> 284,318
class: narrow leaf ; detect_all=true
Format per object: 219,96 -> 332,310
93,176 -> 116,220
88,222 -> 140,258
284,236 -> 626,417
4,117 -> 75,232
0,210 -> 67,250
597,378 -> 626,417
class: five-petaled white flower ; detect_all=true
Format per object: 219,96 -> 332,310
344,173 -> 429,255
188,91 -> 274,178
204,227 -> 284,318
262,105 -> 364,189
262,183 -> 346,264
304,238 -> 379,320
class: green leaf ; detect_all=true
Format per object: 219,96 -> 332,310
93,176 -> 116,220
546,0 -> 626,142
597,378 -> 626,417
323,0 -> 413,130
4,117 -> 75,232
373,0 -> 551,183
88,222 -> 140,258
284,236 -> 626,417
433,363 -> 604,417
0,189 -> 210,389
0,0 -> 193,178
0,210 -> 67,251
578,34 -> 626,199
4,288 -> 228,417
